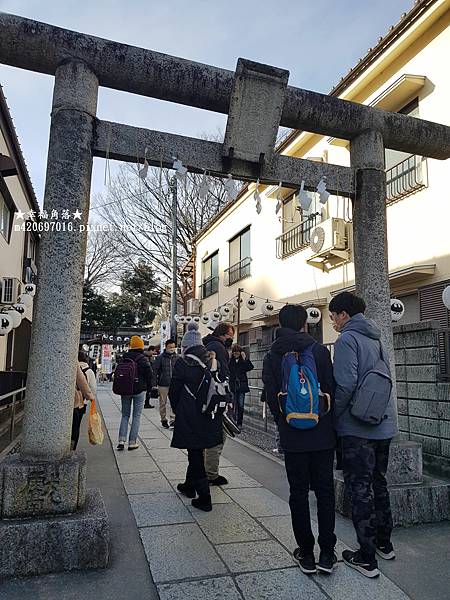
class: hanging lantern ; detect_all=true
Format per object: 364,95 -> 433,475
174,314 -> 181,323
307,306 -> 322,324
443,286 -> 450,310
124,337 -> 130,342
12,303 -> 27,316
23,283 -> 36,297
82,344 -> 89,351
17,293 -> 33,308
161,322 -> 169,332
4,308 -> 21,328
102,334 -> 108,339
210,310 -> 221,321
185,315 -> 193,323
206,320 -> 217,330
233,296 -> 243,308
390,298 -> 405,322
109,335 -> 114,341
219,304 -> 233,318
0,313 -> 13,336
117,336 -> 122,342
262,301 -> 275,316
246,296 -> 257,311
200,314 -> 210,324
178,316 -> 186,324
192,316 -> 201,324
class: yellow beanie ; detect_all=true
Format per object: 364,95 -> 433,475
129,335 -> 144,349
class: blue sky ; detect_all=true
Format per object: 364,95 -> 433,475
0,0 -> 413,203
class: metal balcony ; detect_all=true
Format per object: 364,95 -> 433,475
225,257 -> 251,286
276,214 -> 318,259
386,154 -> 427,205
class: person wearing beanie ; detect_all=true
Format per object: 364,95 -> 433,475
181,321 -> 203,352
115,335 -> 153,451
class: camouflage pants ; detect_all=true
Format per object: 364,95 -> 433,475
342,436 -> 393,560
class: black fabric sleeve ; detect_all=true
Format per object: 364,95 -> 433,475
168,361 -> 184,413
262,352 -> 280,421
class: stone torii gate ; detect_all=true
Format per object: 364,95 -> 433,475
1,13 -> 450,577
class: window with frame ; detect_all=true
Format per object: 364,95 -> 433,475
0,190 -> 12,242
201,251 -> 219,298
226,227 -> 251,285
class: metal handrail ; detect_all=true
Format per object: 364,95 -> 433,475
0,385 -> 26,445
386,154 -> 427,205
199,276 -> 219,298
224,257 -> 252,286
276,214 -> 318,259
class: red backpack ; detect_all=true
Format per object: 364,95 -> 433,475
112,355 -> 142,396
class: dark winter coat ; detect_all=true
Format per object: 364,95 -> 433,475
262,327 -> 336,453
202,334 -> 229,381
229,356 -> 254,393
121,349 -> 153,395
169,345 -> 223,450
153,351 -> 180,387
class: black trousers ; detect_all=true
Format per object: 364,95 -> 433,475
185,449 -> 210,496
342,436 -> 393,560
284,449 -> 337,554
71,406 -> 86,450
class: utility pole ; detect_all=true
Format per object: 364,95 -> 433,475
170,176 -> 178,345
236,287 -> 243,341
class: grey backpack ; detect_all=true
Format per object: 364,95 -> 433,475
349,337 -> 393,425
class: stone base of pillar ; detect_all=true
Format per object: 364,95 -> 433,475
0,488 -> 109,578
335,441 -> 450,526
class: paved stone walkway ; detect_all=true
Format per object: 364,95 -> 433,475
99,388 -> 411,600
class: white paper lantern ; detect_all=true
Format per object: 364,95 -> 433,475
5,308 -> 22,328
262,301 -> 275,316
233,296 -> 243,308
206,320 -> 217,330
220,304 -> 233,318
390,298 -> 405,322
192,316 -> 201,323
307,306 -> 322,324
185,315 -> 193,323
201,314 -> 210,324
443,286 -> 450,310
24,283 -> 36,297
210,310 -> 221,321
124,337 -> 130,342
82,344 -> 89,351
18,293 -> 33,308
0,313 -> 13,336
161,322 -> 169,332
109,335 -> 114,341
12,303 -> 27,316
174,314 -> 182,323
246,297 -> 257,311
117,336 -> 122,342
178,316 -> 186,324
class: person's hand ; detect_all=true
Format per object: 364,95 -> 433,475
241,352 -> 246,360
207,350 -> 216,360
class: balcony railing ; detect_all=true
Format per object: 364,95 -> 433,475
225,257 -> 251,286
199,276 -> 219,299
438,328 -> 450,382
276,214 -> 318,259
386,154 -> 427,205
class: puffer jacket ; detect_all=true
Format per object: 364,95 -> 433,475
153,351 -> 179,387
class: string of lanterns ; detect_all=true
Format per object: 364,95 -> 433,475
0,284 -> 36,336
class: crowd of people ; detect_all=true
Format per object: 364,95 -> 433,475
73,291 -> 397,581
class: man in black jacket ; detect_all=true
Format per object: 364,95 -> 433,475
202,322 -> 234,486
153,339 -> 179,428
262,305 -> 336,575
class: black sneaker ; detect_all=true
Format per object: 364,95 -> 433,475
376,542 -> 396,560
293,548 -> 316,574
117,442 -> 125,451
161,420 -> 169,429
177,482 -> 196,498
144,404 -> 155,409
317,550 -> 338,574
208,475 -> 228,486
342,550 -> 380,578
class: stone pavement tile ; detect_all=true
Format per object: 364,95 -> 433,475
190,502 -> 271,544
116,456 -> 160,474
172,481 -> 233,505
115,447 -> 150,458
140,432 -> 169,441
151,448 -> 188,464
226,487 -> 290,517
216,539 -> 295,573
158,577 -> 242,600
218,467 -> 262,488
219,457 -> 234,467
236,567 -> 326,600
321,565 -> 411,600
158,461 -> 189,480
141,437 -> 173,449
122,471 -> 173,494
129,492 -> 194,527
140,523 -> 227,583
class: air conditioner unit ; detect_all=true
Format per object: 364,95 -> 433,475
186,298 -> 201,315
1,277 -> 21,304
307,218 -> 351,272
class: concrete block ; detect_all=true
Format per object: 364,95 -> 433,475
218,466 -> 262,488
438,402 -> 450,420
410,416 -> 440,437
398,415 -> 409,432
410,434 -> 441,456
405,347 -> 439,365
397,397 -> 408,414
407,382 -> 438,400
401,330 -> 438,349
0,451 -> 86,519
0,489 -> 109,578
190,503 -> 269,544
139,523 -> 227,583
396,382 -> 408,398
440,420 -> 450,440
394,348 -> 406,364
158,577 -> 242,600
216,540 -> 294,574
226,487 -> 290,517
236,568 -> 325,600
129,492 -> 193,527
406,365 -> 439,383
121,472 -> 172,495
441,440 -> 450,458
437,384 -> 450,401
408,400 -> 440,418
387,441 -> 422,485
395,365 -> 406,381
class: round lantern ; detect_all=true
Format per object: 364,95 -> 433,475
117,336 -> 122,342
102,334 -> 108,339
390,298 -> 405,322
192,316 -> 201,324
12,303 -> 27,316
246,296 -> 257,311
161,322 -> 169,332
82,344 -> 89,351
23,283 -> 36,297
307,306 -> 322,324
174,314 -> 182,323
220,304 -> 233,318
17,293 -> 33,308
210,310 -> 221,321
206,320 -> 217,330
109,335 -> 114,341
124,337 -> 130,342
185,315 -> 193,323
178,316 -> 186,324
443,285 -> 450,310
5,308 -> 22,328
200,314 -> 210,325
0,313 -> 13,336
233,296 -> 243,308
262,301 -> 275,316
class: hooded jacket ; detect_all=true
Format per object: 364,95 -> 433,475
202,334 -> 229,381
333,313 -> 398,439
229,355 -> 254,393
262,327 -> 336,453
153,350 -> 179,387
169,345 -> 223,450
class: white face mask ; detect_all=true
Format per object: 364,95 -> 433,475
166,348 -> 176,354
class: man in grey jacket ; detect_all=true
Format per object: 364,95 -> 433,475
329,292 -> 398,579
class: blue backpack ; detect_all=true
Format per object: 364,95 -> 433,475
278,345 -> 322,430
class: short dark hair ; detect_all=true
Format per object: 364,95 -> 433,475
279,304 -> 307,331
329,292 -> 366,317
213,322 -> 235,337
231,344 -> 242,353
147,345 -> 157,351
165,339 -> 176,347
78,350 -> 88,362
